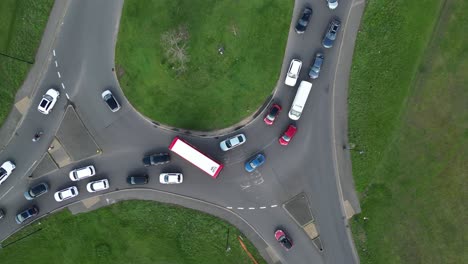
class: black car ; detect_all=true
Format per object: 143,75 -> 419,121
309,52 -> 324,79
143,153 -> 170,166
24,182 -> 49,200
15,206 -> 39,224
101,90 -> 121,112
127,175 -> 149,185
295,7 -> 313,34
322,19 -> 341,48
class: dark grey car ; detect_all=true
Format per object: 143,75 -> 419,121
309,53 -> 324,79
127,175 -> 149,185
15,206 -> 39,224
143,153 -> 170,166
24,182 -> 49,200
295,7 -> 313,34
322,19 -> 341,48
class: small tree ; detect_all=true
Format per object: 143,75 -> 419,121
160,25 -> 190,74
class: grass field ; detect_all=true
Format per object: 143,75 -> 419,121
115,0 -> 292,130
349,0 -> 467,263
0,0 -> 54,125
0,201 -> 266,264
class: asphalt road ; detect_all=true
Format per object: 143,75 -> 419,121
0,0 -> 365,263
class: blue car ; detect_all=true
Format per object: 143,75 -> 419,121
245,153 -> 266,172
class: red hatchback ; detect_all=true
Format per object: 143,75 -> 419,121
274,229 -> 293,250
279,125 -> 297,145
264,104 -> 282,125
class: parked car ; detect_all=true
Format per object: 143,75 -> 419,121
101,90 -> 121,112
322,19 -> 341,48
0,161 -> 15,185
127,175 -> 149,185
37,88 -> 60,115
279,125 -> 297,146
275,229 -> 293,250
54,186 -> 79,202
245,153 -> 266,172
86,179 -> 109,193
143,153 -> 170,166
285,59 -> 302,86
159,173 -> 183,184
327,0 -> 339,10
0,209 -> 5,220
69,165 -> 96,181
219,134 -> 247,151
295,7 -> 313,34
264,104 -> 282,125
24,182 -> 49,200
309,52 -> 324,79
15,206 -> 39,224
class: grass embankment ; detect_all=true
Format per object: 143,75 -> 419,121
116,0 -> 292,130
349,0 -> 467,263
0,201 -> 266,264
0,0 -> 54,124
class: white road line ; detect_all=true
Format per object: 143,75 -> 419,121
61,83 -> 65,89
57,71 -> 61,78
226,206 -> 233,209
0,186 -> 14,200
237,207 -> 244,210
65,93 -> 70,99
248,207 -> 255,210
53,49 -> 56,56
259,206 -> 266,209
54,60 -> 58,67
270,205 -> 278,208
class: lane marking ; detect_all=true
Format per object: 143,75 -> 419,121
65,93 -> 70,99
0,186 -> 14,200
237,207 -> 244,210
259,206 -> 266,209
248,207 -> 255,210
270,205 -> 278,208
53,49 -> 56,56
54,60 -> 58,67
57,71 -> 61,78
61,83 -> 65,89
226,206 -> 233,209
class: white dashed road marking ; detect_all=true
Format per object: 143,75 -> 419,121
260,206 -> 266,209
53,49 -> 56,56
57,71 -> 61,78
237,207 -> 244,210
226,207 -> 233,209
61,83 -> 65,89
248,207 -> 255,210
226,205 -> 280,211
65,93 -> 70,99
271,205 -> 278,208
54,60 -> 58,67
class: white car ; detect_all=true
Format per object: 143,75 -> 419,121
0,161 -> 16,185
285,59 -> 302,86
37,88 -> 60,115
159,173 -> 183,184
86,179 -> 109,193
54,186 -> 79,202
101,90 -> 121,112
69,165 -> 96,181
219,134 -> 247,151
327,0 -> 338,10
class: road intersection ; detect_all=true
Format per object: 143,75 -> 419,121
0,0 -> 365,263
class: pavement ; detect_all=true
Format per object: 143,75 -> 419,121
0,0 -> 366,263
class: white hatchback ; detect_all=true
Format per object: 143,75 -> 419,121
219,134 -> 247,151
54,186 -> 79,202
86,179 -> 109,193
285,59 -> 302,87
69,165 -> 96,181
0,161 -> 16,185
38,89 -> 60,115
159,173 -> 183,184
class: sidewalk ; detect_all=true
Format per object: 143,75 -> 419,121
0,0 -> 70,151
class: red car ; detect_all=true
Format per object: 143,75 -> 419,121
264,104 -> 282,125
279,125 -> 297,145
275,229 -> 293,250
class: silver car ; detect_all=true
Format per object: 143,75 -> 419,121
219,134 -> 247,151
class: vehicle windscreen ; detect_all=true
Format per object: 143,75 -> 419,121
107,97 -> 118,109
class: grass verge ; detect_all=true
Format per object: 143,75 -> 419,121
0,0 -> 54,124
349,0 -> 467,263
0,200 -> 266,264
115,0 -> 292,130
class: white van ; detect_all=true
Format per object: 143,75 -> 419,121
288,81 -> 312,120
